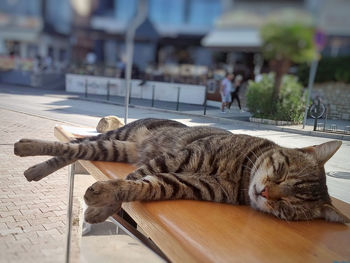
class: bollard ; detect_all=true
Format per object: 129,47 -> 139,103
176,87 -> 180,111
84,79 -> 88,98
106,81 -> 110,101
324,105 -> 329,131
345,126 -> 350,134
203,84 -> 208,115
151,85 -> 155,107
313,115 -> 318,131
330,124 -> 337,132
129,83 -> 132,104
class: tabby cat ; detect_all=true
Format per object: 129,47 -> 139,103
14,118 -> 349,224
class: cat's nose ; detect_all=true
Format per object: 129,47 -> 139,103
261,187 -> 269,199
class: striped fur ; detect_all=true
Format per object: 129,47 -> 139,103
14,118 -> 349,223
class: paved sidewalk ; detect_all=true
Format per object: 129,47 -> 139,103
1,84 -> 349,140
48,89 -> 350,140
0,108 -> 80,263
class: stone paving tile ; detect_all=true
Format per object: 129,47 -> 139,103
0,108 -> 80,263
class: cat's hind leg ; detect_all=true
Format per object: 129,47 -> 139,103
15,139 -> 138,163
14,139 -> 63,157
24,156 -> 76,181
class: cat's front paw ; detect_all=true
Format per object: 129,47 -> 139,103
84,204 -> 121,224
84,181 -> 119,207
14,139 -> 41,157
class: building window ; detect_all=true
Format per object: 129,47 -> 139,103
188,0 -> 221,26
149,0 -> 185,25
93,0 -> 115,17
59,49 -> 67,62
115,0 -> 137,22
0,0 -> 40,16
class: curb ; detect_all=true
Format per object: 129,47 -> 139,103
249,117 -> 298,126
66,95 -> 350,141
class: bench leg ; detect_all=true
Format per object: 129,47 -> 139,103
65,162 -> 75,263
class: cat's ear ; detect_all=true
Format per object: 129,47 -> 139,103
321,204 -> 350,223
301,140 -> 342,165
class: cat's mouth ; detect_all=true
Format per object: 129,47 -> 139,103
249,184 -> 271,213
254,185 -> 267,200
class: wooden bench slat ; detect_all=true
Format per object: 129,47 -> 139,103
54,125 -> 350,263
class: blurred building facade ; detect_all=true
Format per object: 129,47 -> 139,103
203,0 -> 350,78
1,0 -> 349,82
70,0 -> 223,80
0,0 -> 72,72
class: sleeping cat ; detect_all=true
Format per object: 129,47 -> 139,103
14,118 -> 349,224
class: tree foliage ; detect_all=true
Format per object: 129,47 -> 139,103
246,74 -> 306,123
260,11 -> 316,102
261,22 -> 315,64
298,56 -> 350,85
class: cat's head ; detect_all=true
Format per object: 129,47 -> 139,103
248,140 -> 350,223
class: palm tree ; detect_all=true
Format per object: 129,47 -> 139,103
260,11 -> 315,103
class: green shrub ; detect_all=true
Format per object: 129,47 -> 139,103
246,74 -> 306,123
297,56 -> 350,85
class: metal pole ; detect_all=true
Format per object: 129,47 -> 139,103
106,81 -> 110,101
324,104 -> 329,131
65,162 -> 75,263
176,87 -> 180,111
124,0 -> 148,125
313,116 -> 318,131
129,83 -> 132,104
302,58 -> 319,129
151,84 -> 155,107
84,79 -> 88,98
203,84 -> 208,115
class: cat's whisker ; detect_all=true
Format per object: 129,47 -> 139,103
281,199 -> 295,223
295,166 -> 308,179
245,156 -> 259,175
242,165 -> 253,173
250,150 -> 260,163
300,207 -> 311,222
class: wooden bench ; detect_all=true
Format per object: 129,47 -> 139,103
55,125 -> 350,263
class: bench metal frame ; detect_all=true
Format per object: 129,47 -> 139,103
64,163 -> 168,263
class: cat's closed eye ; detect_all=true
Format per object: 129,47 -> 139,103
269,163 -> 287,184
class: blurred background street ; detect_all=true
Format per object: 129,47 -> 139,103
0,0 -> 349,127
1,0 -> 350,262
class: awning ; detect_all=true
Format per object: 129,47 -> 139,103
201,29 -> 261,51
0,29 -> 40,42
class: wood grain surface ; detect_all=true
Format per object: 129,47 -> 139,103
55,125 -> 350,263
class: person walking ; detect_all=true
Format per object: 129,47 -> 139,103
220,73 -> 234,113
229,74 -> 244,112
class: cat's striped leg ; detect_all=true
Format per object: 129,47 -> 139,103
15,139 -> 65,157
24,156 -> 76,181
84,173 -> 234,208
14,139 -> 138,163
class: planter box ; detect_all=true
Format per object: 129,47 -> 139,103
249,117 -> 299,126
